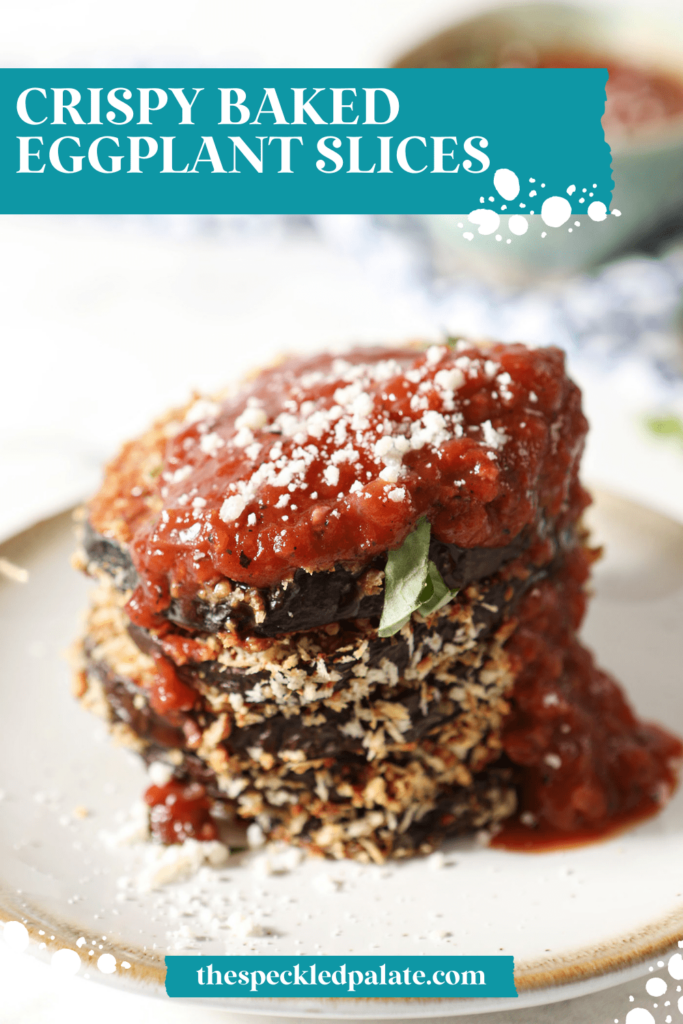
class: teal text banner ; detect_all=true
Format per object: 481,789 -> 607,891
164,954 -> 517,998
0,69 -> 611,214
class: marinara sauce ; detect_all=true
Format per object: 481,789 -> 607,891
493,545 -> 683,850
144,779 -> 218,844
108,343 -> 588,630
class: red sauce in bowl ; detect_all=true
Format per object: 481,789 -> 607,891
504,49 -> 683,137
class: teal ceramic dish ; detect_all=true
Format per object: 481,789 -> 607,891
394,3 -> 683,282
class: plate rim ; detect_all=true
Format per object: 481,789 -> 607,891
1,890 -> 681,1020
2,495 -> 683,1016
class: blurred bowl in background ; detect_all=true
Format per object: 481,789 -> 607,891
393,3 -> 683,283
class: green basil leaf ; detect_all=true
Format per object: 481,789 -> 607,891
377,517 -> 431,637
419,560 -> 455,615
378,518 -> 458,638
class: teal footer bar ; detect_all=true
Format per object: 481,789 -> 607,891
165,955 -> 517,998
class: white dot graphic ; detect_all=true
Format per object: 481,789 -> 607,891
541,196 -> 572,227
468,209 -> 500,235
668,953 -> 683,980
567,184 -> 576,195
646,977 -> 667,997
97,953 -> 117,974
509,215 -> 529,236
3,921 -> 29,952
51,948 -> 81,975
626,1008 -> 655,1024
493,168 -> 520,201
588,201 -> 608,222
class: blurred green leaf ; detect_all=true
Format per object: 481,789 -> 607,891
645,415 -> 683,444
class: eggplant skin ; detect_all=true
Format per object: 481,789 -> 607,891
82,518 -> 533,637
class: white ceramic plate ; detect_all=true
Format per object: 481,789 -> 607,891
1,490 -> 683,1018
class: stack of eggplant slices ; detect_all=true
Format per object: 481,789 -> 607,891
73,341 -> 681,862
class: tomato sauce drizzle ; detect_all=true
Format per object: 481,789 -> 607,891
147,655 -> 198,716
144,779 -> 218,844
493,546 -> 683,850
